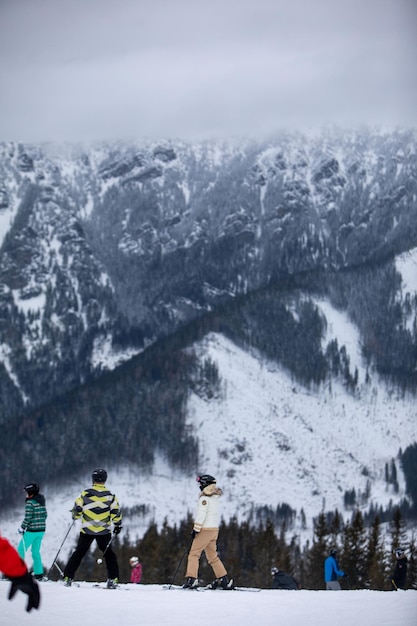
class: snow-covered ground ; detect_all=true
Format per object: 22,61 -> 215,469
1,580 -> 416,626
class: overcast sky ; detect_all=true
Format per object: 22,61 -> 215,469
0,0 -> 416,143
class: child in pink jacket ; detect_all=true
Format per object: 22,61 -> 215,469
129,556 -> 142,583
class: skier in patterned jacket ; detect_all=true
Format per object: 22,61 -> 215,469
17,483 -> 47,580
63,469 -> 122,588
0,533 -> 40,612
183,474 -> 233,590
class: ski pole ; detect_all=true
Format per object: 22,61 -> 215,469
96,535 -> 113,565
53,560 -> 65,577
20,532 -> 27,556
168,539 -> 193,589
47,519 -> 76,579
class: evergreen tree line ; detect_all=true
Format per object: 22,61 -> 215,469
325,261 -> 417,391
54,506 -> 416,590
180,259 -> 417,394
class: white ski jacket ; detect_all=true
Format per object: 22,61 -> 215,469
193,484 -> 223,532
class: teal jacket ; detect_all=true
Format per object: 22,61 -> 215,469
21,494 -> 47,532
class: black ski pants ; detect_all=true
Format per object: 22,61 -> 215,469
64,532 -> 119,580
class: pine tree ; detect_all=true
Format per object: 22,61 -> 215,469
138,521 -> 162,583
328,509 -> 343,546
236,520 -> 258,586
277,521 -> 292,573
341,510 -> 367,588
251,520 -> 278,587
390,507 -> 408,554
306,512 -> 329,589
158,519 -> 185,584
288,536 -> 303,586
388,506 -> 408,589
118,528 -> 133,583
406,534 -> 417,590
390,460 -> 399,493
365,515 -> 388,589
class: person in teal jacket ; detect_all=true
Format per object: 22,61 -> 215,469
324,548 -> 345,590
17,483 -> 47,581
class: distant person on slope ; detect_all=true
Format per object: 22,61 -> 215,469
324,548 -> 345,590
63,468 -> 122,589
391,548 -> 408,590
183,474 -> 233,590
271,566 -> 301,589
0,533 -> 40,612
129,555 -> 142,583
17,482 -> 47,581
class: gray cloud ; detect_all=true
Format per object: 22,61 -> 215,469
0,0 -> 416,142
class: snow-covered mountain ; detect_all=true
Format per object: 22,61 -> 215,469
0,128 -> 417,566
1,249 -> 416,567
1,128 -> 416,425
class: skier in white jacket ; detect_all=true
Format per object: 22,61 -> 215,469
183,474 -> 233,589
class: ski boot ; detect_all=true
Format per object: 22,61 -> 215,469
220,575 -> 234,590
63,577 -> 73,587
106,578 -> 119,589
207,575 -> 234,590
182,576 -> 198,589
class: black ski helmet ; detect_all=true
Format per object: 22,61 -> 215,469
24,483 -> 40,496
92,468 -> 107,483
330,548 -> 337,557
196,474 -> 216,490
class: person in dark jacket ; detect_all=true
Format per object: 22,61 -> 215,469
324,548 -> 345,590
17,483 -> 47,581
391,548 -> 408,590
271,566 -> 301,589
0,533 -> 40,612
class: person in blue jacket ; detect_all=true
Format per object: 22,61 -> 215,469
324,548 -> 345,590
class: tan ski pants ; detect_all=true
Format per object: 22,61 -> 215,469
185,528 -> 227,579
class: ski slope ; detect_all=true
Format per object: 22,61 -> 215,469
1,580 -> 416,626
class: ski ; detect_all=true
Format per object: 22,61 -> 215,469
92,583 -> 129,591
201,585 -> 261,592
163,584 -> 199,591
163,583 -> 261,592
60,580 -> 81,588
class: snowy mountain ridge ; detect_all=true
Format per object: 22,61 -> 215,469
1,127 -> 416,428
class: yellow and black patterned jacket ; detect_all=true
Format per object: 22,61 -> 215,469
72,483 -> 122,535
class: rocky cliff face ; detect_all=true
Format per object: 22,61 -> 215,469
0,128 -> 416,423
